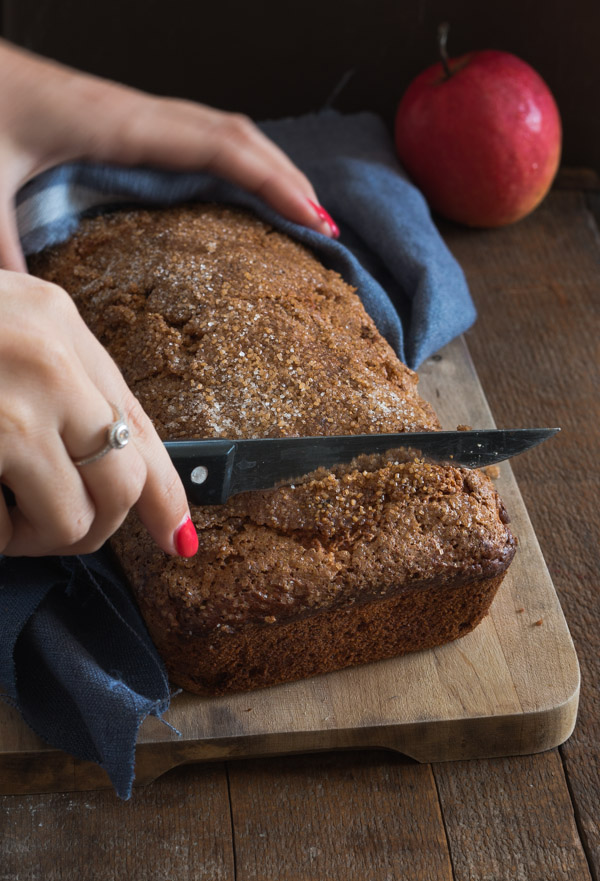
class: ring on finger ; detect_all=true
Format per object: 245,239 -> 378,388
72,402 -> 130,467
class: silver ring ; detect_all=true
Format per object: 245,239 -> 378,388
73,402 -> 130,467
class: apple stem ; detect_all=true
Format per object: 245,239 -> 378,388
438,22 -> 452,79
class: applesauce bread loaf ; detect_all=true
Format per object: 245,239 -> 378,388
30,204 -> 516,695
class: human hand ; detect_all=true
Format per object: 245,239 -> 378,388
0,271 -> 195,558
0,38 -> 339,273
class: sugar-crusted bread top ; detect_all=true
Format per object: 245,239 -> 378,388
31,203 -> 439,439
30,204 -> 514,636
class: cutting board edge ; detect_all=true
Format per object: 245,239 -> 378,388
0,677 -> 579,797
136,673 -> 581,770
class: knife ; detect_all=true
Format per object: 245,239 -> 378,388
164,427 -> 559,506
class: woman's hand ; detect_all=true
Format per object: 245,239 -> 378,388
0,271 -> 194,558
0,39 -> 338,274
0,39 -> 339,557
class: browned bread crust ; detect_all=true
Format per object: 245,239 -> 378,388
30,204 -> 515,696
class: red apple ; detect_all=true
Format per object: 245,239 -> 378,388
394,32 -> 562,227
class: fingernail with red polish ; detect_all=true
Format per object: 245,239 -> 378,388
174,515 -> 198,557
307,199 -> 340,238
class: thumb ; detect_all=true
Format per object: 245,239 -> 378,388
0,196 -> 27,273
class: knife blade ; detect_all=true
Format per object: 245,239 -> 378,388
164,427 -> 559,506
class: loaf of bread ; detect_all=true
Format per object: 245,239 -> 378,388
30,204 -> 516,695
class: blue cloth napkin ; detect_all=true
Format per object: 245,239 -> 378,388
18,110 -> 475,368
1,110 -> 476,799
0,550 -> 171,798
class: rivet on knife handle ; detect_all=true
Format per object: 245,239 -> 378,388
165,439 -> 236,506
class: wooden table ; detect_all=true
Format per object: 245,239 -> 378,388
1,172 -> 598,880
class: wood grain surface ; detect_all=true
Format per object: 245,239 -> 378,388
442,180 -> 600,881
1,178 -> 598,880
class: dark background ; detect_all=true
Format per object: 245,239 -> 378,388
1,0 -> 599,172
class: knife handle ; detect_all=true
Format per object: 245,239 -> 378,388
164,440 -> 237,506
2,444 -> 237,511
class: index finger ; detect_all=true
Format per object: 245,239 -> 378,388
123,393 -> 198,557
89,91 -> 339,237
69,318 -> 197,557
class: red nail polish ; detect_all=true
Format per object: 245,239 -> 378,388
307,199 -> 340,238
174,516 -> 198,557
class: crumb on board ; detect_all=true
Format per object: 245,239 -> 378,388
456,424 -> 472,431
533,618 -> 544,627
483,465 -> 501,480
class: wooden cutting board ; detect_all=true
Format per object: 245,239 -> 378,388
0,336 -> 579,796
